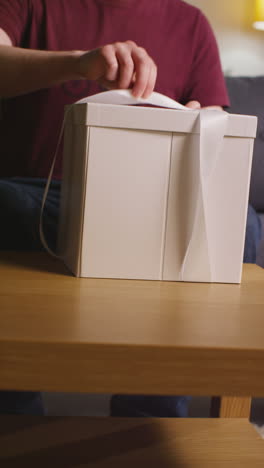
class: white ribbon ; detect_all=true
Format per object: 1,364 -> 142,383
76,89 -> 188,109
179,110 -> 229,282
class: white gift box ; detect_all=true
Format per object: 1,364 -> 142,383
58,91 -> 257,283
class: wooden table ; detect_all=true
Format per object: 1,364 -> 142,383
0,252 -> 264,466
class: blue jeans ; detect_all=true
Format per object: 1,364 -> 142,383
0,177 -> 60,252
243,204 -> 262,264
0,178 -> 261,416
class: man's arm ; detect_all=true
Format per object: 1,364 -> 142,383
0,30 -> 157,99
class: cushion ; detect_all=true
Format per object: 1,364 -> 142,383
225,77 -> 264,212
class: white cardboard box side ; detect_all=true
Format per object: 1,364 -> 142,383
58,120 -> 90,276
163,136 -> 254,283
81,127 -> 172,280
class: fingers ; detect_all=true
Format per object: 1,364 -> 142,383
99,41 -> 157,98
130,45 -> 157,98
142,59 -> 157,98
115,44 -> 135,90
101,44 -> 120,82
185,100 -> 201,109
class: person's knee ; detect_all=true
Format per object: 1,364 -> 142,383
0,179 -> 23,213
0,179 -> 40,249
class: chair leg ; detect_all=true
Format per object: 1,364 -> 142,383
210,397 -> 252,418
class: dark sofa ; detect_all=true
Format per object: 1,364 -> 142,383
226,76 -> 264,267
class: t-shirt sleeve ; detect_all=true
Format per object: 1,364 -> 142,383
183,12 -> 230,108
0,0 -> 30,46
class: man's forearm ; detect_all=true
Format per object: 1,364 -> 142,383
0,45 -> 83,98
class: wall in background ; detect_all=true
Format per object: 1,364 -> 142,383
187,0 -> 264,76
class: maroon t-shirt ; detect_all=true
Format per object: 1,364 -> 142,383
0,0 -> 229,179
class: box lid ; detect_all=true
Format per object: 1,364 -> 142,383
70,103 -> 257,138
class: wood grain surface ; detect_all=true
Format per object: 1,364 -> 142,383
0,417 -> 263,467
211,396 -> 252,418
1,253 -> 264,396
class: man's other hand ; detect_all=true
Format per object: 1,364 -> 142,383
185,100 -> 201,109
186,101 -> 223,111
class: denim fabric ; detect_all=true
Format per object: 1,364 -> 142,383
0,177 -> 261,416
0,391 -> 45,415
111,395 -> 192,418
0,177 -> 60,251
243,204 -> 262,263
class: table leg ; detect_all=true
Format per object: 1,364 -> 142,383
210,397 -> 252,418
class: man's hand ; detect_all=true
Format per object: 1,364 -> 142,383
76,40 -> 157,99
186,100 -> 201,110
186,100 -> 223,111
